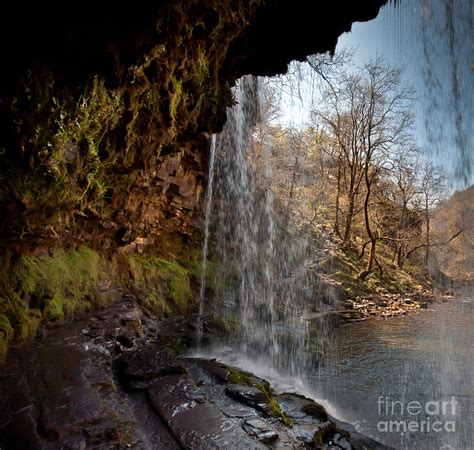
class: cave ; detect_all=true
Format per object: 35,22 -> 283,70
1,1 -> 473,449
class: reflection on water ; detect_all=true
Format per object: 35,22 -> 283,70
312,288 -> 474,449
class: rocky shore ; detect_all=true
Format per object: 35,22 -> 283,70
348,290 -> 455,319
305,289 -> 454,329
0,297 -> 391,449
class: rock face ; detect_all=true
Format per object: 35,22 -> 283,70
0,0 -> 387,253
0,298 -> 392,449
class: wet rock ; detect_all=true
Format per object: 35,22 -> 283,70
117,333 -> 135,347
225,384 -> 268,412
243,418 -> 279,444
302,401 -> 328,421
313,420 -> 337,448
0,406 -> 43,450
277,392 -> 328,423
0,299 -> 392,450
0,299 -> 189,448
119,345 -> 185,389
295,424 -> 321,444
149,374 -> 262,449
119,310 -> 143,337
333,432 -> 353,449
330,417 -> 391,450
221,406 -> 255,418
194,358 -> 230,382
82,324 -> 104,339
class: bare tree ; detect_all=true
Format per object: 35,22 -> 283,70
312,90 -> 367,246
418,161 -> 448,266
385,147 -> 422,268
312,58 -> 416,279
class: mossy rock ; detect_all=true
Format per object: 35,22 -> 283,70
0,294 -> 41,342
182,259 -> 220,293
226,366 -> 293,426
0,246 -> 111,365
128,255 -> 194,316
302,402 -> 328,421
42,295 -> 66,322
313,421 -> 336,448
227,367 -> 258,386
143,292 -> 172,317
212,314 -> 241,334
0,314 -> 14,365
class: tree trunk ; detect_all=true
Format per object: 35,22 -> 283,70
397,246 -> 403,268
424,204 -> 430,266
359,238 -> 376,279
342,194 -> 355,245
285,156 -> 299,225
359,167 -> 377,279
333,163 -> 342,237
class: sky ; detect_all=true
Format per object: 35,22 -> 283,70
273,0 -> 473,191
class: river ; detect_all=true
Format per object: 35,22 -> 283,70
312,289 -> 474,449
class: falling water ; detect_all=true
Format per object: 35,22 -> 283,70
418,0 -> 473,185
195,75 -> 327,379
194,2 -> 472,448
196,134 -> 216,346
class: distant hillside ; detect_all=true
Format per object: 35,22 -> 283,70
432,185 -> 474,281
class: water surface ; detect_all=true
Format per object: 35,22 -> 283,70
312,289 -> 474,449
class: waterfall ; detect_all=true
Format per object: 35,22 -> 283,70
196,134 -> 216,346
190,2 -> 473,448
196,75 -> 322,380
418,0 -> 473,185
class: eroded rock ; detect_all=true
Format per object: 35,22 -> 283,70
225,384 -> 269,412
0,299 -> 392,450
148,374 -> 262,449
119,345 -> 185,389
243,418 -> 279,444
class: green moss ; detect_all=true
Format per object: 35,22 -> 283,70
228,367 -> 255,385
0,246 -> 112,364
227,367 -> 293,426
213,313 -> 240,334
143,292 -> 172,317
9,247 -> 102,313
257,383 -> 293,426
313,421 -> 336,448
0,314 -> 14,365
169,75 -> 183,121
128,255 -> 193,315
0,294 -> 41,342
267,395 -> 294,427
0,315 -> 13,338
3,75 -> 125,231
184,259 -> 221,293
197,53 -> 210,84
302,402 -> 328,421
42,295 -> 65,321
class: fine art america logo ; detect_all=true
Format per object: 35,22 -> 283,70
377,396 -> 457,433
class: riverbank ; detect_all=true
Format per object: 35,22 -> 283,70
347,289 -> 455,319
0,296 -> 390,449
313,247 -> 457,321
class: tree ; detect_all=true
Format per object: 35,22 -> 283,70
418,161 -> 448,266
311,87 -> 367,246
312,58 -> 416,277
385,147 -> 422,268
